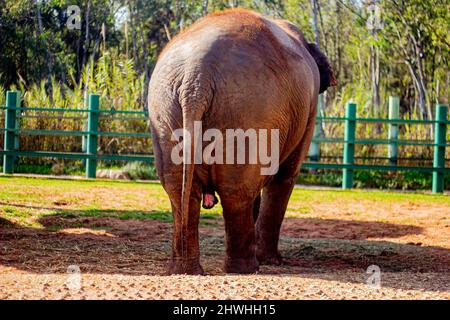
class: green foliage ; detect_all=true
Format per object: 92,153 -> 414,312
11,50 -> 151,163
121,162 -> 159,180
15,164 -> 53,175
298,169 -> 450,191
297,169 -> 342,187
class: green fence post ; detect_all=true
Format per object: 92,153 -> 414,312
82,121 -> 88,153
85,94 -> 99,178
432,104 -> 448,193
342,102 -> 356,189
14,116 -> 20,165
81,121 -> 88,168
3,91 -> 20,174
81,94 -> 88,167
388,96 -> 400,166
308,98 -> 322,162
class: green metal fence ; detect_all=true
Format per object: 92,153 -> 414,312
1,91 -> 449,193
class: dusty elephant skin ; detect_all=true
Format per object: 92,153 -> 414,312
148,8 -> 336,275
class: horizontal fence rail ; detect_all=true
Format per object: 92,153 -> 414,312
0,91 -> 449,193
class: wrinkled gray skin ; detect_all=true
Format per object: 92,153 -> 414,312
149,10 -> 336,274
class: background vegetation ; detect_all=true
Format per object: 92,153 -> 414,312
0,0 -> 449,189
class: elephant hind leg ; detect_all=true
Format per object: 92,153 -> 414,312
221,197 -> 259,274
164,173 -> 204,275
256,113 -> 317,265
253,193 -> 261,224
255,173 -> 296,265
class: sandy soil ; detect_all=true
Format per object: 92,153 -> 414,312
0,180 -> 449,300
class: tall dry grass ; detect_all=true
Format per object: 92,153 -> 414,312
2,51 -> 152,166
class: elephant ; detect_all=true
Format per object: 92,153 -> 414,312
148,8 -> 336,275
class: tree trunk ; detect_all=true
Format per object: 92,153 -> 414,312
308,0 -> 324,163
415,46 -> 432,120
311,0 -> 320,46
202,0 -> 209,16
124,21 -> 129,58
334,0 -> 342,81
370,44 -> 381,114
163,23 -> 172,41
136,0 -> 150,111
369,0 -> 381,116
311,0 -> 325,135
35,0 -> 53,102
406,61 -> 427,120
81,0 -> 92,72
128,0 -> 139,67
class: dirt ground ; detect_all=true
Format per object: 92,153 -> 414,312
0,176 -> 449,299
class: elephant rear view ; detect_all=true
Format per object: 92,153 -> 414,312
149,8 -> 336,274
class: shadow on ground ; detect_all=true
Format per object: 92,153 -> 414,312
0,205 -> 449,292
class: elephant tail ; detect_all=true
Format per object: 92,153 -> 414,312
179,84 -> 211,265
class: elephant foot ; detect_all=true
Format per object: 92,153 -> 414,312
168,258 -> 204,275
256,248 -> 282,266
224,257 -> 259,274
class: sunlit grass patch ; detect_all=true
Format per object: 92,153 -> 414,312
0,176 -> 448,232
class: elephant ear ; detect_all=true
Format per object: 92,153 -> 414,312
307,43 -> 337,93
